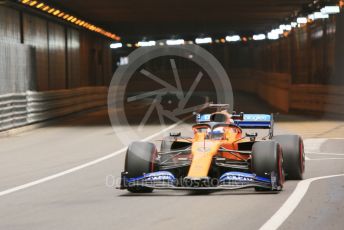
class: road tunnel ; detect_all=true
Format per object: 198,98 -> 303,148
0,0 -> 344,229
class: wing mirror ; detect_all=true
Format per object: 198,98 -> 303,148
245,132 -> 258,141
170,132 -> 181,137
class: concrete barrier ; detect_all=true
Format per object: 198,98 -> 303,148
230,69 -> 344,115
230,69 -> 291,112
290,84 -> 344,115
256,71 -> 290,112
0,87 -> 107,132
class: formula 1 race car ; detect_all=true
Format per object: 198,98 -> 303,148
119,104 -> 305,193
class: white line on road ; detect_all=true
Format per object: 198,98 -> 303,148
259,174 -> 344,230
307,152 -> 344,156
303,138 -> 328,153
307,157 -> 344,161
0,122 -> 183,197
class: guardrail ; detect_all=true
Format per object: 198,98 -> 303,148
0,87 -> 108,132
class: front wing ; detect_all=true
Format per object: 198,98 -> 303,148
119,171 -> 281,191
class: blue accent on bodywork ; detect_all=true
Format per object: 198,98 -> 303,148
127,171 -> 176,183
234,114 -> 272,129
243,114 -> 271,121
196,114 -> 211,123
219,171 -> 271,183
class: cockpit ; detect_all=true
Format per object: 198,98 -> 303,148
193,124 -> 241,140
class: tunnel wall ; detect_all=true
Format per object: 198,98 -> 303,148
209,12 -> 344,115
211,15 -> 339,86
0,5 -> 113,94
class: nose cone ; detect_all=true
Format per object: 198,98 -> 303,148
187,141 -> 221,178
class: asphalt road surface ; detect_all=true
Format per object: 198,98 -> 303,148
0,96 -> 343,230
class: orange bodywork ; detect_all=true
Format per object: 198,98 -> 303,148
186,111 -> 250,178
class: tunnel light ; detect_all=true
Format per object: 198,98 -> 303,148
297,17 -> 308,24
267,27 -> 287,40
110,43 -> 123,49
321,6 -> 340,14
308,14 -> 315,20
225,35 -> 241,42
291,22 -> 298,28
279,24 -> 292,31
297,17 -> 307,24
267,28 -> 282,40
272,28 -> 283,35
166,39 -> 185,45
137,41 -> 156,47
19,0 -> 120,41
309,12 -> 329,20
36,3 -> 44,8
267,32 -> 279,40
53,10 -> 60,15
279,25 -> 287,30
252,34 -> 266,40
285,25 -> 292,31
195,37 -> 212,44
315,12 -> 329,19
29,1 -> 37,6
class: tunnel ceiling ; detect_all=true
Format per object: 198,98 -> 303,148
44,0 -> 314,41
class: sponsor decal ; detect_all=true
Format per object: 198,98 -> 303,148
128,171 -> 176,183
243,114 -> 271,121
224,175 -> 254,182
219,171 -> 271,183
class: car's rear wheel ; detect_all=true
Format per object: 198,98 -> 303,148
252,141 -> 284,191
272,135 -> 305,180
125,141 -> 157,193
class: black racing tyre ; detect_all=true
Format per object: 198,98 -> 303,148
252,141 -> 284,191
272,135 -> 305,180
125,141 -> 157,193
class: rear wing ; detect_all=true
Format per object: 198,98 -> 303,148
234,114 -> 274,137
195,112 -> 274,137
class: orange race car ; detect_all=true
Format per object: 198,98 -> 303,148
119,104 -> 305,193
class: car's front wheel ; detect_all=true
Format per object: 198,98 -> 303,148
125,141 -> 157,193
252,141 -> 284,191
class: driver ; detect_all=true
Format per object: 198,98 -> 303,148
209,127 -> 225,140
